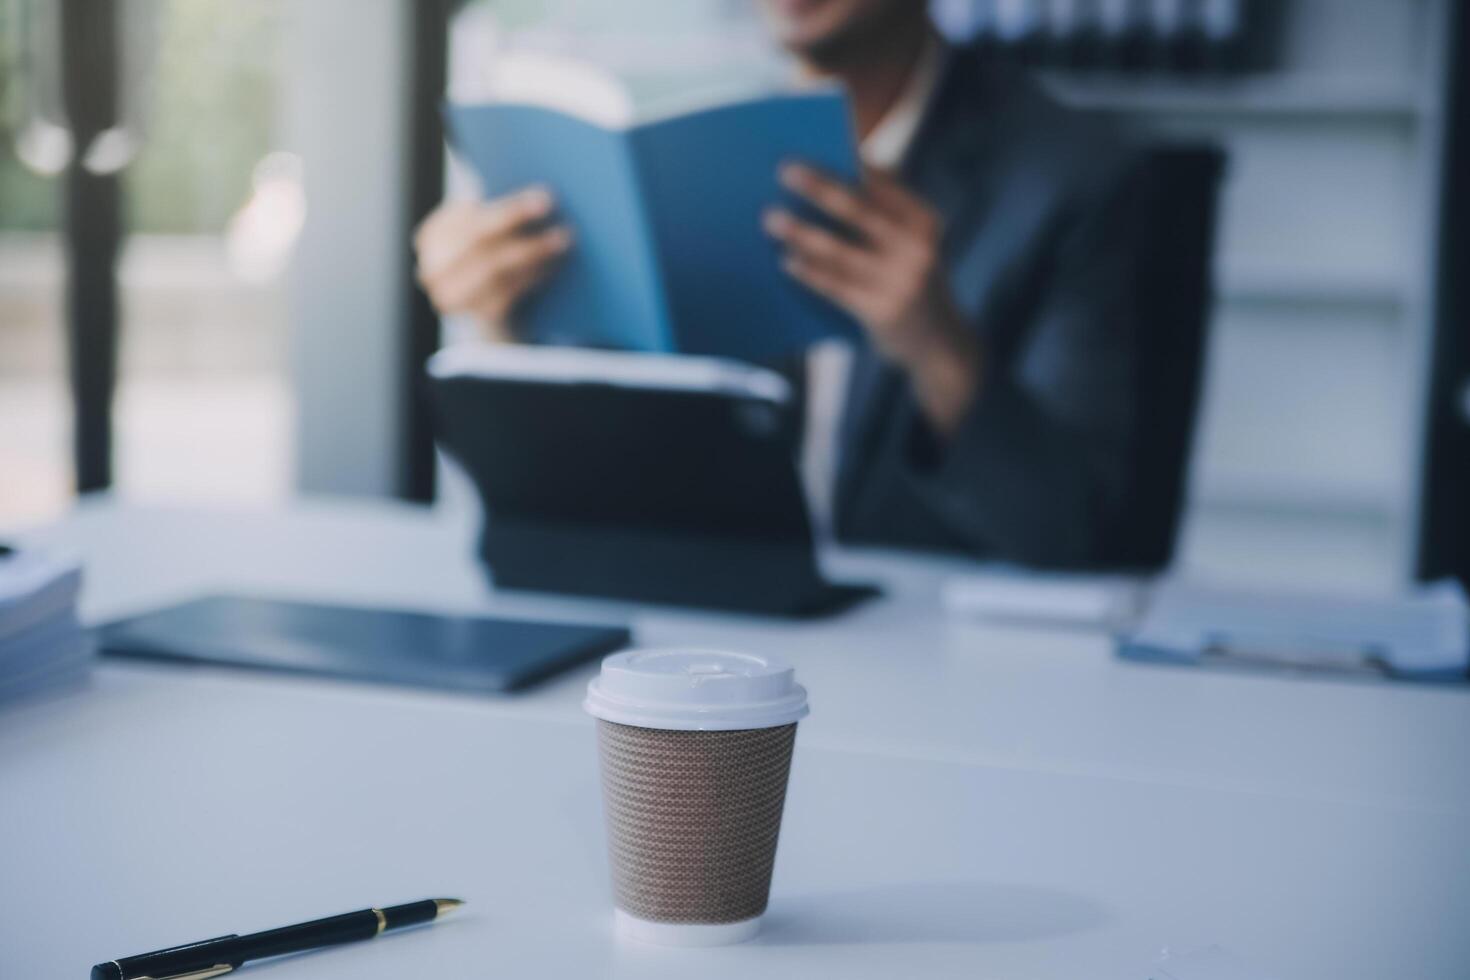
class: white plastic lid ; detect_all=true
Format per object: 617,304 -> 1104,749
584,648 -> 809,731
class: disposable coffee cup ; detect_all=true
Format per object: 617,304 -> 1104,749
584,648 -> 809,947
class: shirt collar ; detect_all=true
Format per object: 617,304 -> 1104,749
859,34 -> 947,172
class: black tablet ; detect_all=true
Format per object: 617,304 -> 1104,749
98,595 -> 631,693
428,345 -> 877,617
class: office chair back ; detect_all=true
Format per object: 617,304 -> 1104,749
1107,144 -> 1226,570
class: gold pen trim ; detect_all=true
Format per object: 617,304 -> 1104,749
372,908 -> 387,936
137,965 -> 234,980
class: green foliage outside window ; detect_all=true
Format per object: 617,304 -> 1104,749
0,0 -> 281,234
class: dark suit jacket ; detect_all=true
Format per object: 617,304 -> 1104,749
832,47 -> 1149,568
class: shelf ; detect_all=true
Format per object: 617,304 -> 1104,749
1191,474 -> 1403,521
1040,73 -> 1423,119
1214,266 -> 1406,308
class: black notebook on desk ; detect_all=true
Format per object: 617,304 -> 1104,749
98,596 -> 631,693
428,345 -> 877,617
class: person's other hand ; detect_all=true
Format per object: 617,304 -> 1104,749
763,162 -> 981,435
413,186 -> 572,341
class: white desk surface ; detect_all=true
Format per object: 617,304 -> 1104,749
3,498 -> 1468,979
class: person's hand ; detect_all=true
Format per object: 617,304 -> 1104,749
413,186 -> 572,341
763,163 -> 981,435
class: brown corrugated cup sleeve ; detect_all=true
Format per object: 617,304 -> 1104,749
597,720 -> 798,924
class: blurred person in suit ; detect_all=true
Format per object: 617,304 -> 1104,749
415,0 -> 1147,568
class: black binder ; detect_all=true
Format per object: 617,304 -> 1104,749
428,346 -> 876,617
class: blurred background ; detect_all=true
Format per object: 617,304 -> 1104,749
1,0 -> 1466,591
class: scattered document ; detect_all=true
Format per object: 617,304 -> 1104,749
1119,580 -> 1469,682
0,545 -> 91,704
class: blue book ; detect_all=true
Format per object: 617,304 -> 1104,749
446,89 -> 861,362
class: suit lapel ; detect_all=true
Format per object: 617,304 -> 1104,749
833,49 -> 996,526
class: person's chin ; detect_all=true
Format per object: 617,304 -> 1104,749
762,0 -> 855,51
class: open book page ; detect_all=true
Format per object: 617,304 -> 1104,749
448,51 -> 861,360
630,89 -> 861,361
445,100 -> 670,352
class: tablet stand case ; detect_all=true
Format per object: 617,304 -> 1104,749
429,350 -> 876,617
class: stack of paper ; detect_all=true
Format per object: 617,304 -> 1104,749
0,546 -> 91,704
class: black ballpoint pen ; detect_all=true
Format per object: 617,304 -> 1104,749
91,898 -> 463,980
